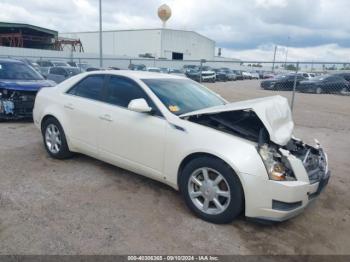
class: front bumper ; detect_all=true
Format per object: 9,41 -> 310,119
0,98 -> 35,119
243,144 -> 330,222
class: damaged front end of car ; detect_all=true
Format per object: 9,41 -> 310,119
0,80 -> 55,120
0,88 -> 37,119
180,96 -> 330,214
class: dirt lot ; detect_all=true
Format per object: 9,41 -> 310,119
0,80 -> 349,255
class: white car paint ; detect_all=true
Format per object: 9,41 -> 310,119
33,70 -> 329,222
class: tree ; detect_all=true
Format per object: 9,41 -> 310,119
285,64 -> 297,71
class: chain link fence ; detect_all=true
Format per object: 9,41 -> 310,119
1,54 -> 349,113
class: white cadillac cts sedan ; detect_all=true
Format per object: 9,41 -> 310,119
33,71 -> 330,224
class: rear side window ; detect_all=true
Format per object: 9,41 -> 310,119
67,75 -> 105,101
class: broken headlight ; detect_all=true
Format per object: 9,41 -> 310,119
259,144 -> 295,181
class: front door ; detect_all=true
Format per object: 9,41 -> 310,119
97,75 -> 167,178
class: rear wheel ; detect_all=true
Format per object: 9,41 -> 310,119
42,117 -> 73,159
180,156 -> 244,224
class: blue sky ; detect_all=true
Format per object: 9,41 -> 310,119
0,0 -> 349,61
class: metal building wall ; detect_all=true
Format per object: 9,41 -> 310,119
61,29 -> 215,60
61,29 -> 162,58
161,30 -> 215,60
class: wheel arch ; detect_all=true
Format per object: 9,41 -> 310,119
40,114 -> 71,148
40,114 -> 62,133
177,152 -> 246,209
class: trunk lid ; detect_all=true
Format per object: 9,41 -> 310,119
180,95 -> 294,146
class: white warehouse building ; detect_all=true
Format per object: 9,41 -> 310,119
60,28 -> 215,60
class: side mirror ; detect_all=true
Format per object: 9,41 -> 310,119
128,98 -> 152,113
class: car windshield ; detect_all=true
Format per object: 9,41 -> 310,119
0,62 -> 44,80
142,78 -> 226,115
274,75 -> 288,79
313,75 -> 328,81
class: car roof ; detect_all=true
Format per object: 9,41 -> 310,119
0,58 -> 25,64
51,66 -> 78,69
85,70 -> 186,80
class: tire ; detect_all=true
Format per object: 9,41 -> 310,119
315,87 -> 322,94
42,117 -> 73,159
340,87 -> 347,95
179,156 -> 244,224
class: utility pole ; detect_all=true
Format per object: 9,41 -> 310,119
284,36 -> 290,68
272,45 -> 277,73
99,0 -> 103,68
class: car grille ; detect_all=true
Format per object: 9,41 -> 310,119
9,91 -> 36,117
202,73 -> 215,77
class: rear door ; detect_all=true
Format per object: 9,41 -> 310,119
63,74 -> 107,156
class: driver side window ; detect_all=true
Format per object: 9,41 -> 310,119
105,76 -> 162,117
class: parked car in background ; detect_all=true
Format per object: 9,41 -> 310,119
46,66 -> 81,83
129,64 -> 146,71
86,67 -> 101,72
333,72 -> 350,83
13,58 -> 41,73
37,60 -> 72,77
185,66 -> 216,82
233,70 -> 244,80
33,71 -> 330,224
297,75 -> 349,94
169,69 -> 186,77
160,67 -> 170,73
147,67 -> 161,73
261,74 -> 305,90
75,63 -> 92,72
183,65 -> 198,73
262,72 -> 275,79
213,69 -> 229,81
107,67 -> 120,70
242,71 -> 252,80
300,72 -> 316,80
220,68 -> 237,81
0,59 -> 55,120
255,70 -> 265,79
37,60 -> 71,68
250,71 -> 260,80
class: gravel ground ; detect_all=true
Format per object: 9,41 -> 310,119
0,80 -> 349,255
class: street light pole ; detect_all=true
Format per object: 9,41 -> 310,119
99,0 -> 103,68
284,36 -> 290,68
272,45 -> 277,73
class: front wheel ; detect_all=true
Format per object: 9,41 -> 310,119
180,156 -> 244,224
340,87 -> 348,95
42,117 -> 73,159
315,87 -> 322,94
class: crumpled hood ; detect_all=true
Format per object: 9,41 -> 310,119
0,79 -> 56,91
180,95 -> 294,146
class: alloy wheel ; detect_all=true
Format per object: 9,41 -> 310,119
188,167 -> 231,215
45,124 -> 62,154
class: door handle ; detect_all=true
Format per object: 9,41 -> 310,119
99,114 -> 113,122
64,103 -> 74,110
